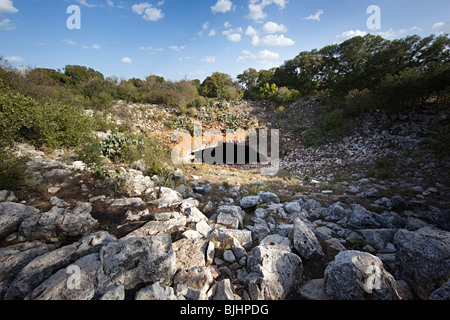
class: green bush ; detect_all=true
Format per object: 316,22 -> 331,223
322,109 -> 345,135
76,136 -> 104,169
0,148 -> 27,191
0,90 -> 93,149
376,68 -> 431,113
344,88 -> 375,117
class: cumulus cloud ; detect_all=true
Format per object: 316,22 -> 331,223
201,56 -> 216,63
262,21 -> 287,34
0,0 -> 18,14
223,27 -> 243,42
132,2 -> 164,21
245,26 -> 258,36
303,9 -> 324,21
5,56 -> 23,62
76,0 -> 97,8
168,45 -> 186,52
246,0 -> 287,21
82,44 -> 101,49
251,34 -> 295,47
121,57 -> 132,63
0,18 -> 13,30
432,21 -> 450,35
237,49 -> 279,66
211,0 -> 233,14
63,39 -> 77,45
334,30 -> 367,43
142,7 -> 163,21
208,29 -> 216,37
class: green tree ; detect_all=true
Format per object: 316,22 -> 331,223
200,72 -> 233,99
64,65 -> 104,85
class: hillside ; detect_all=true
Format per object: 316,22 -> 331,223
0,95 -> 449,301
0,33 -> 449,302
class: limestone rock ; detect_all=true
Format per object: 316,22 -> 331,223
324,250 -> 400,300
293,218 -> 324,260
0,202 -> 39,240
393,227 -> 450,299
247,243 -> 303,300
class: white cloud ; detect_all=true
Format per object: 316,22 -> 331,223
377,28 -> 397,40
0,18 -> 13,30
106,0 -> 114,7
76,0 -> 97,8
132,2 -> 164,21
211,0 -> 233,14
237,49 -> 279,66
224,21 -> 231,28
246,0 -> 287,21
223,27 -> 243,42
262,21 -> 287,34
432,21 -> 450,35
251,34 -> 295,47
334,30 -> 367,43
432,22 -> 445,30
121,57 -> 132,63
140,46 -> 164,51
245,26 -> 258,36
5,55 -> 23,62
142,7 -> 163,21
303,9 -> 324,21
132,2 -> 151,15
208,29 -> 216,36
375,26 -> 425,40
168,45 -> 186,52
63,39 -> 76,45
201,56 -> 216,63
82,44 -> 101,50
0,0 -> 18,13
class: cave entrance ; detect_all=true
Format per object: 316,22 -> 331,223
193,142 -> 269,165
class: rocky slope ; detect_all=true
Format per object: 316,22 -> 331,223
0,100 -> 449,301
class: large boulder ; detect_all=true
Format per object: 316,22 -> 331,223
19,203 -> 98,242
217,205 -> 246,229
293,218 -> 324,260
5,232 -> 116,300
174,266 -> 214,300
247,243 -> 303,300
119,169 -> 155,197
26,253 -> 109,300
346,205 -> 381,229
0,202 -> 39,240
0,241 -> 55,299
393,227 -> 450,299
324,250 -> 400,300
100,233 -> 176,290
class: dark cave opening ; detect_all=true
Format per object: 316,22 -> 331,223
193,143 -> 269,165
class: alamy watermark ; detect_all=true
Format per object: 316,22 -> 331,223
67,5 -> 81,30
171,124 -> 280,176
367,5 -> 381,30
364,264 -> 382,291
66,264 -> 81,290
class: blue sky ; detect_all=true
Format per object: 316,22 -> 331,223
1,0 -> 449,81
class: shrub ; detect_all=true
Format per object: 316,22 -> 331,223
344,88 -> 375,118
259,83 -> 278,100
376,68 -> 431,113
0,147 -> 27,191
0,90 -> 92,149
273,87 -> 300,105
76,136 -> 104,169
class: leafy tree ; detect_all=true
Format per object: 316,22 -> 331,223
64,65 -> 104,85
200,72 -> 233,99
